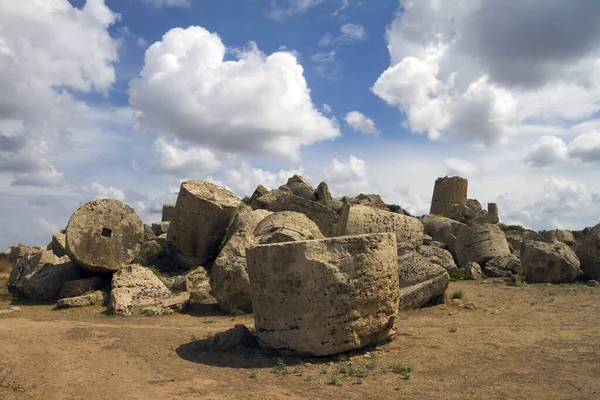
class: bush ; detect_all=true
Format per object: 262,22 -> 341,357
452,290 -> 464,300
449,271 -> 460,281
391,362 -> 414,379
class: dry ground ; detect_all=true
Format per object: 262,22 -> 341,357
1,265 -> 599,399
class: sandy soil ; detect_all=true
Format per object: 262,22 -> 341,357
0,273 -> 599,400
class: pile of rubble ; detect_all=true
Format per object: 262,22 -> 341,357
2,174 -> 600,356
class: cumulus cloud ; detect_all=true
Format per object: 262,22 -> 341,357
0,133 -> 65,187
129,26 -> 339,160
83,182 -> 125,202
153,137 -> 220,176
323,156 -> 377,196
0,0 -> 119,186
525,136 -> 569,168
500,176 -> 598,230
373,0 -> 600,146
568,131 -> 600,162
345,111 -> 379,136
319,23 -> 366,46
217,164 -> 305,196
444,158 -> 478,178
265,0 -> 325,20
33,217 -> 60,237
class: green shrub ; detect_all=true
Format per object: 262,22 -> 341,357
452,290 -> 464,300
449,271 -> 460,281
391,362 -> 414,378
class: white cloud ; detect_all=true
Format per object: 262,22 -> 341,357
33,217 -> 59,237
323,156 -> 377,196
83,182 -> 125,202
345,111 -> 379,136
136,0 -> 190,8
525,136 -> 569,168
568,131 -> 600,162
319,23 -> 366,47
265,0 -> 325,20
373,0 -> 600,146
219,164 -> 305,196
153,137 -> 220,176
322,104 -> 333,114
444,158 -> 478,178
0,0 -> 119,186
129,26 -> 339,160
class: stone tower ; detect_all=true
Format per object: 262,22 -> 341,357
429,176 -> 468,217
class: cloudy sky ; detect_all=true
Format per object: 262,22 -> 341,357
1,0 -> 600,250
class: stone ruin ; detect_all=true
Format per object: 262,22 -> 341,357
2,173 -> 600,355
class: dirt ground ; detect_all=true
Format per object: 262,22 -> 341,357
1,266 -> 599,400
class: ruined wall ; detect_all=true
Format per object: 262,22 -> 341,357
429,176 -> 468,217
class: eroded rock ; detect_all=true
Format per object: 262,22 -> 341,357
254,212 -> 324,244
398,250 -> 449,309
455,224 -> 510,267
521,241 -> 582,283
246,233 -> 399,356
66,199 -> 144,273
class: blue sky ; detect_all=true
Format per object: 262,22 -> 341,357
1,0 -> 600,250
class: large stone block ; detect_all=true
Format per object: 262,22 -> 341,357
429,176 -> 468,217
337,204 -> 423,249
252,191 -> 338,237
167,181 -> 241,264
7,248 -> 61,296
522,241 -> 582,283
22,261 -> 83,301
253,212 -> 324,244
210,227 -> 258,313
455,223 -> 510,267
161,204 -> 176,222
66,199 -> 144,273
246,233 -> 399,356
577,224 -> 600,279
397,250 -> 449,310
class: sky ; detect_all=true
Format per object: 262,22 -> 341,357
1,0 -> 600,250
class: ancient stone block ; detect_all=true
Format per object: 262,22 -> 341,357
246,233 -> 399,356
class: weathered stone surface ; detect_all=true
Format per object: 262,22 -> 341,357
47,232 -> 67,258
143,224 -> 156,242
351,194 -> 389,211
316,182 -> 332,202
7,248 -> 61,296
57,290 -> 107,309
254,212 -> 324,244
167,181 -> 241,264
418,245 -> 458,274
172,266 -> 210,292
155,234 -> 168,248
249,185 -> 269,203
466,199 -> 483,213
577,224 -> 600,280
337,204 -> 423,249
22,261 -> 82,301
109,288 -> 133,316
162,204 -> 176,222
211,227 -> 258,312
246,233 -> 399,356
252,191 -> 338,237
66,199 -> 144,273
464,262 -> 482,280
505,230 -> 544,254
160,292 -> 190,313
543,230 -> 576,247
222,205 -> 271,247
176,253 -> 204,270
280,175 -> 315,201
455,224 -> 511,267
521,241 -> 582,283
430,176 -> 468,217
322,199 -> 344,213
212,325 -> 257,350
483,255 -> 522,278
151,222 -> 170,237
421,215 -> 465,256
110,264 -> 171,313
60,277 -> 104,299
397,250 -> 449,309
